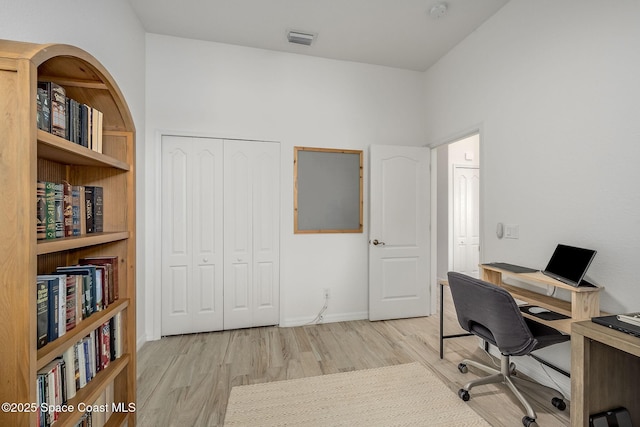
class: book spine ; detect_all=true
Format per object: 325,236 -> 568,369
54,183 -> 64,238
62,181 -> 73,237
93,186 -> 103,233
47,279 -> 59,343
71,186 -> 81,236
36,281 -> 48,349
65,275 -> 77,332
50,82 -> 67,138
45,181 -> 57,239
85,186 -> 95,233
36,181 -> 46,240
37,82 -> 51,132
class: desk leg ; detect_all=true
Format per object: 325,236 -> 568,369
439,281 -> 473,359
571,332 -> 589,427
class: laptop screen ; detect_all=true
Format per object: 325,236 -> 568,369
543,244 -> 596,286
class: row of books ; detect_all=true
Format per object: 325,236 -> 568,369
37,314 -> 122,427
37,181 -> 103,240
37,81 -> 104,153
37,256 -> 119,349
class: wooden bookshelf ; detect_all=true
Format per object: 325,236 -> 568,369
0,39 -> 136,427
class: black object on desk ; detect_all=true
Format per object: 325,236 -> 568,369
592,315 -> 640,338
520,305 -> 571,321
482,262 -> 538,274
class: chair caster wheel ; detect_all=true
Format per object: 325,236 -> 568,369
522,416 -> 538,427
458,389 -> 470,401
509,362 -> 517,375
458,363 -> 468,373
552,397 -> 566,411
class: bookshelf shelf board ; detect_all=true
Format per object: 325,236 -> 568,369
54,355 -> 130,427
37,75 -> 108,90
38,130 -> 130,170
37,232 -> 130,255
37,299 -> 129,370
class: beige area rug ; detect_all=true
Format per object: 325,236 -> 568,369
224,362 -> 490,426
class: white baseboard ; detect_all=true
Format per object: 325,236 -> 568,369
136,333 -> 148,351
280,311 -> 368,327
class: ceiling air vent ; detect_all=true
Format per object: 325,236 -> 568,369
287,31 -> 315,46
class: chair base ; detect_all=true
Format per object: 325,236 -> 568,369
457,353 -> 566,427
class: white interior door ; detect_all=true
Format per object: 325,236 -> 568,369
224,140 -> 280,329
161,136 -> 224,335
369,145 -> 430,321
453,166 -> 480,277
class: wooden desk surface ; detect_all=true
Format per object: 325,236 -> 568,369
480,264 -> 602,293
572,320 -> 640,357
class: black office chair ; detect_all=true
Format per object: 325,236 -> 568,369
446,272 -> 569,427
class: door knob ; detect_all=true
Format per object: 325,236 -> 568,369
371,239 -> 386,246
203,258 -> 209,263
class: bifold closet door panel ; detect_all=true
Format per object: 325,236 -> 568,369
224,140 -> 280,330
161,135 -> 224,335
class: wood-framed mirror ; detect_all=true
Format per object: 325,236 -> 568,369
294,146 -> 363,233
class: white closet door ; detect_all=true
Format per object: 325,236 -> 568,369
224,140 -> 280,329
161,136 -> 224,335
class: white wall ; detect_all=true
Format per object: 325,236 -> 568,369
424,0 -> 640,314
0,0 -> 148,346
144,34 -> 427,337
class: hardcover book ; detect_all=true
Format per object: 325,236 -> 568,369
36,181 -> 46,240
49,82 -> 67,138
79,256 -> 118,303
85,186 -> 95,233
36,86 -> 51,132
62,181 -> 73,237
44,181 -> 57,239
71,185 -> 81,236
53,183 -> 64,238
36,280 -> 48,349
84,186 -> 104,233
93,186 -> 103,233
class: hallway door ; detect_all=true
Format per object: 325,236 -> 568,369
369,144 -> 430,321
452,165 -> 480,277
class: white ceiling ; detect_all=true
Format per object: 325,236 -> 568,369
129,0 -> 509,72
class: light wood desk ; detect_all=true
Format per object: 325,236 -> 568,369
571,320 -> 640,427
480,264 -> 602,334
439,265 -> 602,357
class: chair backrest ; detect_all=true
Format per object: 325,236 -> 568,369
447,272 -> 538,356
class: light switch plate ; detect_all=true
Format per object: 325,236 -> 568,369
505,224 -> 519,239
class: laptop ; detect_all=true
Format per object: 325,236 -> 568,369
542,244 -> 597,287
592,315 -> 640,338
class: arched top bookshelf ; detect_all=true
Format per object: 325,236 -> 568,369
1,39 -> 135,133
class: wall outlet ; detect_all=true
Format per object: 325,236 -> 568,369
323,288 -> 330,299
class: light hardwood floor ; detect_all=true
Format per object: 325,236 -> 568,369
136,290 -> 570,426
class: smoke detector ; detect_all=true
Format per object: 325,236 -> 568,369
429,2 -> 448,19
287,30 -> 316,46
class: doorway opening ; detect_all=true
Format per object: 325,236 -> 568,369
434,133 -> 480,284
